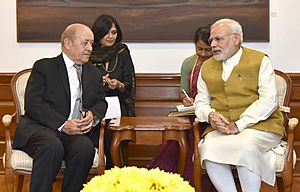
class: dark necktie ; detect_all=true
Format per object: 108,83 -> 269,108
72,64 -> 83,119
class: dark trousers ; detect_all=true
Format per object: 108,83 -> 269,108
21,128 -> 96,192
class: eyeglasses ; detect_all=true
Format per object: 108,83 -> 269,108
208,33 -> 235,44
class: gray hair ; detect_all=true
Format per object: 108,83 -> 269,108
212,18 -> 243,43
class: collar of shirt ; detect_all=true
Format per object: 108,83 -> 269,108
222,47 -> 243,81
62,52 -> 75,70
62,52 -> 79,86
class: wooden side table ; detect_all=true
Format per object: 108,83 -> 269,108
108,116 -> 192,176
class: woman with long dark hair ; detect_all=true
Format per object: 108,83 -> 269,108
90,14 -> 136,168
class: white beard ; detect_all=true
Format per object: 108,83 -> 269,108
214,54 -> 226,61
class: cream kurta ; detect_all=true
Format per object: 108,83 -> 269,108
195,47 -> 282,185
199,129 -> 281,185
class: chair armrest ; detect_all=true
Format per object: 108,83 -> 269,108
286,117 -> 298,152
1,113 -> 16,169
96,119 -> 106,174
288,118 -> 298,132
283,118 -> 298,172
193,118 -> 202,192
2,114 -> 14,127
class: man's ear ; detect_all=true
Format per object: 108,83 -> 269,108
233,34 -> 241,46
64,38 -> 72,50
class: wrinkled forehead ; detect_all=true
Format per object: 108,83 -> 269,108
210,23 -> 231,37
75,28 -> 94,41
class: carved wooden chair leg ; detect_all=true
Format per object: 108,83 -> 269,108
5,168 -> 15,192
276,177 -> 284,192
17,175 -> 25,192
282,172 -> 292,192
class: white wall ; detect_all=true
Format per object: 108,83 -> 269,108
0,0 -> 299,73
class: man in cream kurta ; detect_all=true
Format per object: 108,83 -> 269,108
194,18 -> 284,192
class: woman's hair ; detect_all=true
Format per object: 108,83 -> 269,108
91,14 -> 123,46
194,24 -> 211,45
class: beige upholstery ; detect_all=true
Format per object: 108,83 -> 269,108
273,74 -> 297,173
14,71 -> 29,116
276,74 -> 294,115
272,141 -> 297,172
1,68 -> 106,192
193,70 -> 298,192
9,148 -> 100,172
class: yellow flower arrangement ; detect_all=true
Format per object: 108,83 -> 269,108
81,166 -> 195,192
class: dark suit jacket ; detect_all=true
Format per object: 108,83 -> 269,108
13,54 -> 108,148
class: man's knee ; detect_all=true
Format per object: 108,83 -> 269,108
72,137 -> 94,158
35,139 -> 64,160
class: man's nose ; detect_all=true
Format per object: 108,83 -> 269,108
210,40 -> 217,47
87,42 -> 93,51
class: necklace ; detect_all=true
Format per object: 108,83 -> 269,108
95,54 -> 118,73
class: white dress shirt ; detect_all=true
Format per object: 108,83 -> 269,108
194,47 -> 278,132
58,53 -> 81,131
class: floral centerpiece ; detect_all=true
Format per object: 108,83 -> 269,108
81,166 -> 195,192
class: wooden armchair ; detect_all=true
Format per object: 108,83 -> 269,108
193,69 -> 299,192
1,68 -> 106,192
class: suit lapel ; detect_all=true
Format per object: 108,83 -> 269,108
56,54 -> 71,100
82,64 -> 89,96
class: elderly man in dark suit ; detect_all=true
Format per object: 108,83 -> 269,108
13,23 -> 108,192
